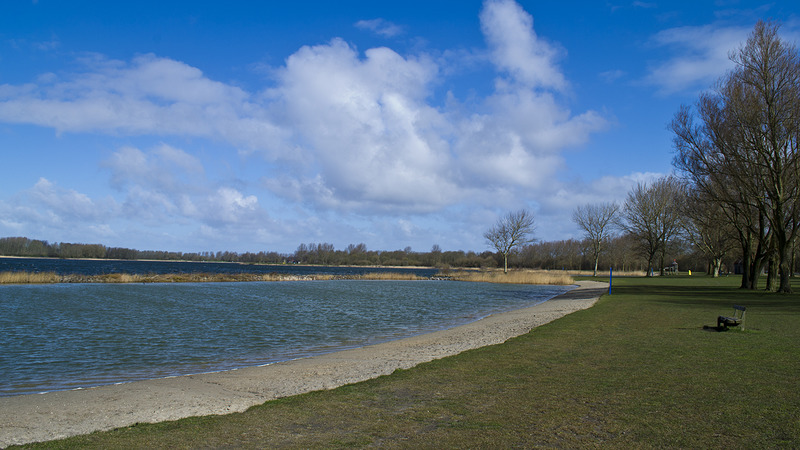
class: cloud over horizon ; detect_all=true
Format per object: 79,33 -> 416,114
6,0 -> 744,252
0,1 -> 608,222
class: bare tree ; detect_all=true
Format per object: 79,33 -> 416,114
573,203 -> 619,276
622,176 -> 684,276
672,21 -> 800,292
681,191 -> 737,277
484,209 -> 535,273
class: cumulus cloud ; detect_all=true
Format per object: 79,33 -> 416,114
479,0 -> 567,90
104,143 -> 204,192
0,53 -> 287,149
264,38 -> 459,212
102,144 -> 267,229
28,178 -> 116,223
0,0 -> 609,234
0,178 -> 120,241
643,24 -> 751,94
259,0 -> 606,213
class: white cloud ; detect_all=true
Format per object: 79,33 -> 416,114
264,38 -> 459,213
643,24 -> 751,94
258,1 -> 607,214
599,69 -> 626,83
479,0 -> 567,90
0,0 -> 612,249
102,144 -> 268,229
28,177 -> 116,223
104,144 -> 204,192
204,187 -> 261,225
0,53 -> 287,150
355,18 -> 404,37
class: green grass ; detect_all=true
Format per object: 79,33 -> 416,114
17,276 -> 800,448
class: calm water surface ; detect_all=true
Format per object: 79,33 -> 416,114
0,280 -> 571,397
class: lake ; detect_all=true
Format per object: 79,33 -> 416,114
0,259 -> 572,397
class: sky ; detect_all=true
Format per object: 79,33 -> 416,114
1,1 -> 799,255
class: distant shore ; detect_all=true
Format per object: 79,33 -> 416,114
0,267 -> 575,285
0,280 -> 606,447
0,270 -> 428,284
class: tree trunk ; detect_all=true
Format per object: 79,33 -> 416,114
779,250 -> 793,293
711,257 -> 722,277
646,253 -> 656,277
766,257 -> 778,292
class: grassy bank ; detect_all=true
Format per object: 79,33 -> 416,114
18,275 -> 799,448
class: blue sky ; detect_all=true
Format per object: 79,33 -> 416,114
1,1 -> 798,254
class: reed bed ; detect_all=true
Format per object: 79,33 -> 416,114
356,272 -> 426,281
1,269 -> 575,285
0,271 -> 61,284
0,271 -> 425,284
0,271 -> 300,284
448,269 -> 574,285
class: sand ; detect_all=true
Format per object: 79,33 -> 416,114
0,280 -> 607,447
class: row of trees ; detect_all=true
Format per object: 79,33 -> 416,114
0,237 -> 285,264
487,21 -> 800,293
671,20 -> 800,292
0,232 -> 698,274
0,236 -> 502,268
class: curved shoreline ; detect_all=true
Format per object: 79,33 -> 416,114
0,280 -> 606,447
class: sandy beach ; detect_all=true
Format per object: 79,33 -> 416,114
0,280 -> 606,447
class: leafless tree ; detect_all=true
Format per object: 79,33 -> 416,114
622,176 -> 684,276
681,191 -> 738,277
484,209 -> 535,273
573,202 -> 619,276
672,20 -> 800,291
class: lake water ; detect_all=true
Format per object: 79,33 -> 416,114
0,279 -> 571,397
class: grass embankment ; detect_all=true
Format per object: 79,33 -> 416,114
19,275 -> 799,448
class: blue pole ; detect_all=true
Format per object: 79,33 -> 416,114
609,267 -> 613,295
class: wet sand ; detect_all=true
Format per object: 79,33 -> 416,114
0,280 -> 606,447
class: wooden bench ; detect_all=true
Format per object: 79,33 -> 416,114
717,305 -> 746,330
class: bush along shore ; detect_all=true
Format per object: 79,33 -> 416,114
0,269 -> 574,285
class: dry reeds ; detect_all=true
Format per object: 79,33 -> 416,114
0,269 -> 574,285
0,271 -> 61,284
356,272 -> 425,281
448,269 -> 574,285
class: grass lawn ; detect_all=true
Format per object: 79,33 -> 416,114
19,276 -> 800,448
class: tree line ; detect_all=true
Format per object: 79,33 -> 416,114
493,21 -> 800,293
671,20 -> 800,292
0,233 -> 699,274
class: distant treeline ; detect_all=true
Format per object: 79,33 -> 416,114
0,236 -> 285,264
0,235 -> 707,272
0,236 -> 496,268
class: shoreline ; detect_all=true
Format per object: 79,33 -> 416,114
0,280 -> 606,447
